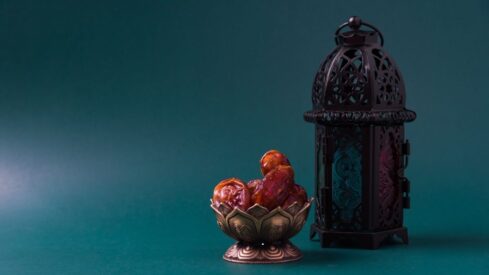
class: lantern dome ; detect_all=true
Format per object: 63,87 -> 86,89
305,16 -> 416,125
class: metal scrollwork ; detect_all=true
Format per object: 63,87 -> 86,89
378,126 -> 402,228
372,49 -> 403,106
331,126 -> 363,230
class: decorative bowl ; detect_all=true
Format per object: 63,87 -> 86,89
210,199 -> 312,264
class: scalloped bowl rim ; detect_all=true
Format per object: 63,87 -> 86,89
210,198 -> 314,218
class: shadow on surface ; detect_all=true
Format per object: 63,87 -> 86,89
297,249 -> 371,266
411,234 -> 489,250
309,235 -> 408,250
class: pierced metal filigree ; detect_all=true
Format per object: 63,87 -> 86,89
378,126 -> 402,229
326,49 -> 369,106
312,48 -> 339,109
372,49 -> 403,106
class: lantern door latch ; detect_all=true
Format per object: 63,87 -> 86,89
401,177 -> 410,209
402,140 -> 410,168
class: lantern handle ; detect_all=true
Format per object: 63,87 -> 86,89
335,16 -> 384,46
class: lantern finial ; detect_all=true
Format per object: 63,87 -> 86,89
348,16 -> 362,30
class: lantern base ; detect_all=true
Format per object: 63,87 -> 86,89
310,224 -> 408,249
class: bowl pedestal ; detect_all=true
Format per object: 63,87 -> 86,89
223,241 -> 302,264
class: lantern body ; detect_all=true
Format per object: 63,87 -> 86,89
304,17 -> 416,249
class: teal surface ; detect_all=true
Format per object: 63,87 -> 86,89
0,0 -> 488,274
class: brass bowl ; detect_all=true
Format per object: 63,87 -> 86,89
210,199 -> 312,264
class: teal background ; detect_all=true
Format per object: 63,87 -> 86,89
0,0 -> 488,274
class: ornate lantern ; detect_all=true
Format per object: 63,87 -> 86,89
304,16 -> 416,249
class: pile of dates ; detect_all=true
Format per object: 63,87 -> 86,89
212,150 -> 307,211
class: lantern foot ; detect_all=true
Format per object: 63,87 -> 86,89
310,224 -> 408,249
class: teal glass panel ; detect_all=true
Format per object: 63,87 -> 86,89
332,127 -> 363,226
